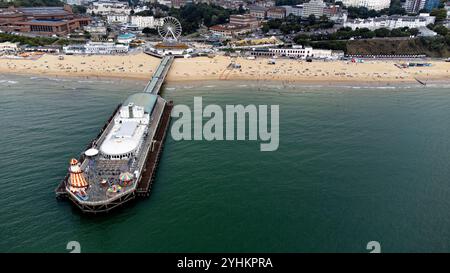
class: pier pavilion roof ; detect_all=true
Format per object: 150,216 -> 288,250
123,93 -> 158,114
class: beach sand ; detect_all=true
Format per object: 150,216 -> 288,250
1,53 -> 449,84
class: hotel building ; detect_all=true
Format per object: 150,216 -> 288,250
340,0 -> 391,11
0,5 -> 91,35
229,14 -> 259,28
302,0 -> 326,18
209,23 -> 253,38
344,13 -> 436,30
266,7 -> 286,19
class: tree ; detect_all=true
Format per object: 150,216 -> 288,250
445,34 -> 450,46
72,5 -> 86,14
308,14 -> 316,25
409,28 -> 419,36
388,0 -> 406,16
142,27 -> 153,37
430,8 -> 447,21
434,25 -> 448,36
374,28 -> 391,37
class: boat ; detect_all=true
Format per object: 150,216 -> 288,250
58,93 -> 171,213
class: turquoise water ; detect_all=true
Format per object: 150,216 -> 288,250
1,74 -> 450,253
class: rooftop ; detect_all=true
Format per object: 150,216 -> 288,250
123,93 -> 158,114
210,23 -> 253,31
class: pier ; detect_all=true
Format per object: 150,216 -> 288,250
56,56 -> 175,213
144,56 -> 174,95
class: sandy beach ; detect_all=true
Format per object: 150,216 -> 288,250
1,53 -> 449,84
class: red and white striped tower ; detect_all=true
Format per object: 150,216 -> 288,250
68,158 -> 89,192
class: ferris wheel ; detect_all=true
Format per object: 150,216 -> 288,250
158,17 -> 182,41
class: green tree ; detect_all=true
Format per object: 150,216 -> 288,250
434,25 -> 449,36
142,27 -> 155,37
374,28 -> 391,37
430,8 -> 447,21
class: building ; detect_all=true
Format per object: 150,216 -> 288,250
444,20 -> 450,28
424,0 -> 441,12
213,0 -> 247,10
0,5 -> 91,35
250,45 -> 343,59
84,22 -> 107,35
107,14 -> 129,24
209,23 -> 253,38
324,4 -> 347,22
404,0 -> 426,13
87,1 -> 131,15
249,5 -> 267,19
130,16 -> 161,29
171,0 -> 194,8
229,14 -> 259,28
340,0 -> 391,11
344,13 -> 436,30
446,2 -> 450,19
267,7 -> 286,20
253,0 -> 275,8
0,41 -> 18,53
117,33 -> 136,44
63,42 -> 129,54
282,5 -> 303,17
66,0 -> 83,5
302,0 -> 326,18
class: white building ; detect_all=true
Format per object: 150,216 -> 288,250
100,102 -> 149,160
404,0 -> 426,13
344,14 -> 436,30
251,45 -> 342,60
0,42 -> 19,53
269,45 -> 313,58
282,5 -> 303,17
66,0 -> 83,5
63,42 -> 129,54
87,0 -> 131,15
302,0 -> 326,18
446,2 -> 450,19
84,23 -> 107,35
107,14 -> 129,24
130,16 -> 162,29
340,0 -> 391,11
117,33 -> 136,44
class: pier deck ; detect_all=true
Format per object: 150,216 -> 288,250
144,56 -> 174,95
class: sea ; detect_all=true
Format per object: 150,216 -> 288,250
1,74 -> 450,253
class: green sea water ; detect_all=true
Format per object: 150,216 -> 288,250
1,74 -> 450,253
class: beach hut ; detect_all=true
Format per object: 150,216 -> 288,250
68,158 -> 89,192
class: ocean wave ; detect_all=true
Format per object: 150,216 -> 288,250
0,80 -> 18,85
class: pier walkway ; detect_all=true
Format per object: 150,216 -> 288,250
143,56 -> 174,95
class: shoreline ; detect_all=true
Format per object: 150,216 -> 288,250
1,53 -> 450,86
3,71 -> 450,89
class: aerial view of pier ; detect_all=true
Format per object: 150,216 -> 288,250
1,0 -> 450,266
